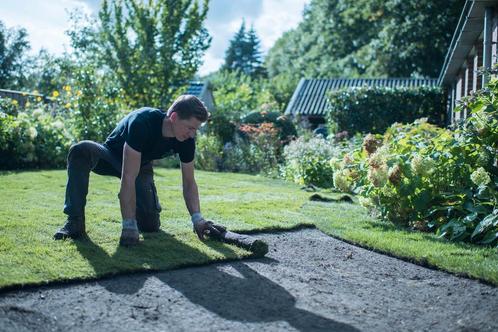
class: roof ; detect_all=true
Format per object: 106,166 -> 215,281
186,81 -> 207,97
285,78 -> 438,116
438,0 -> 498,85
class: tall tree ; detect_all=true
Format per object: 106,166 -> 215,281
75,0 -> 212,108
223,21 -> 247,74
0,20 -> 30,90
265,0 -> 465,80
223,21 -> 265,78
244,25 -> 265,77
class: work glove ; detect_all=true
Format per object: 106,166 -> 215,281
193,219 -> 226,240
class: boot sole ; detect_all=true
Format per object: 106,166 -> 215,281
53,232 -> 85,240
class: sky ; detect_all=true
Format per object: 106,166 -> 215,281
0,0 -> 309,76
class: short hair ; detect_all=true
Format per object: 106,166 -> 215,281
167,95 -> 209,122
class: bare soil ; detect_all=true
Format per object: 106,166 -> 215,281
0,228 -> 497,331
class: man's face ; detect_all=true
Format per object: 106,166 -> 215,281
172,114 -> 202,141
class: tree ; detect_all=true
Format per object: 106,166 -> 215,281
70,0 -> 211,109
265,0 -> 465,80
223,21 -> 247,74
244,25 -> 265,77
0,20 -> 31,89
223,21 -> 265,78
23,50 -> 76,95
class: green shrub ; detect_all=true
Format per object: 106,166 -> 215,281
195,134 -> 223,171
333,106 -> 497,246
281,136 -> 339,188
65,66 -> 123,142
327,86 -> 446,134
325,76 -> 498,247
240,110 -> 297,141
206,112 -> 236,144
222,123 -> 281,175
0,106 -> 73,169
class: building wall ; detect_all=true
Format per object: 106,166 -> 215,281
450,6 -> 498,125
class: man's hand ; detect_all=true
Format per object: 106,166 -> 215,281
193,219 -> 210,240
193,219 -> 226,240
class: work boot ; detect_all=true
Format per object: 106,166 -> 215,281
54,216 -> 85,240
119,229 -> 139,246
119,219 -> 139,246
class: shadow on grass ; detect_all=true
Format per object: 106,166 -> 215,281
75,230 -> 358,332
74,230 -> 213,294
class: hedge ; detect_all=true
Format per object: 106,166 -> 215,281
326,86 -> 446,134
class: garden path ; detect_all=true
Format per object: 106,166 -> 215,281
0,228 -> 497,331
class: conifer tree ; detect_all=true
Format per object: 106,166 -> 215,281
223,21 -> 265,78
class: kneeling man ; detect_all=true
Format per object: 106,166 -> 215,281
54,95 -> 211,245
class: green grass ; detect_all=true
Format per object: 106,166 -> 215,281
0,168 -> 497,290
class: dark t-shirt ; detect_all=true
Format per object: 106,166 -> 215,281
104,107 -> 195,165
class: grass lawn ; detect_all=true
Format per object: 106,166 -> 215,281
0,168 -> 497,290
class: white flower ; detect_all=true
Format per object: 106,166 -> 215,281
333,169 -> 352,193
368,163 -> 388,187
53,120 -> 64,130
368,145 -> 389,169
410,155 -> 435,177
329,157 -> 341,170
358,196 -> 374,209
32,109 -> 44,119
470,167 -> 491,187
27,127 -> 38,139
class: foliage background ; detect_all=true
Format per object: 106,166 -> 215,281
327,86 -> 446,134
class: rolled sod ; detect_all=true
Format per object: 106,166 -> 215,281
206,222 -> 269,257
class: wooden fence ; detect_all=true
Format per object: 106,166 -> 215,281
0,89 -> 54,108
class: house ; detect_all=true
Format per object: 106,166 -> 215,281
284,78 -> 438,128
438,0 -> 498,124
186,81 -> 216,113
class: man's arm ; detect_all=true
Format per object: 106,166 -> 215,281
181,160 -> 200,215
181,160 -> 212,240
119,142 -> 141,220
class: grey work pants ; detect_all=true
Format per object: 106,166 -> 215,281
63,140 -> 162,232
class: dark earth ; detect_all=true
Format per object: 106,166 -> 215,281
1,228 -> 497,331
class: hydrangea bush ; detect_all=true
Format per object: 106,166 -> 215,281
326,78 -> 498,246
306,75 -> 498,246
281,136 -> 341,187
0,102 -> 74,169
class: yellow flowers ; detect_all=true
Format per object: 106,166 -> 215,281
65,103 -> 71,109
76,90 -> 83,96
63,85 -> 71,92
11,99 -> 18,106
52,91 -> 60,98
36,96 -> 42,102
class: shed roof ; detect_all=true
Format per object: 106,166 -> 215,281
186,81 -> 206,97
285,78 -> 438,116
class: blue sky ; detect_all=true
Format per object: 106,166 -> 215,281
0,0 -> 309,76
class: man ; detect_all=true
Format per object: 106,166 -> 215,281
54,95 -> 212,246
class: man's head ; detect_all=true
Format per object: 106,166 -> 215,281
167,95 -> 209,142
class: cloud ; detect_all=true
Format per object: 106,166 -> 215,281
254,0 -> 309,51
0,0 -> 308,76
199,0 -> 309,76
0,0 -> 93,55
